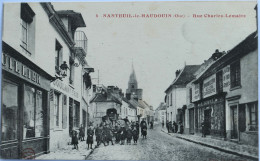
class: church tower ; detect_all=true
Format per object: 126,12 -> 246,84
126,63 -> 143,100
128,63 -> 138,91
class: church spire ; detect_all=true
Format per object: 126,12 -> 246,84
128,61 -> 138,89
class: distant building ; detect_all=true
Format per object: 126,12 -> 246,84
90,85 -> 123,126
155,103 -> 167,124
165,65 -> 200,125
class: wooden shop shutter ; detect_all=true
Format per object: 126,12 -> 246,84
49,89 -> 54,129
62,94 -> 67,129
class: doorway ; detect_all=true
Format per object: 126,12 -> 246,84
204,109 -> 211,135
231,105 -> 238,139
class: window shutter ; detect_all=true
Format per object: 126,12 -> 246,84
59,47 -> 63,67
62,94 -> 67,129
49,89 -> 54,129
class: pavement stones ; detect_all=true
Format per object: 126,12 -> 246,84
161,128 -> 258,161
36,140 -> 96,160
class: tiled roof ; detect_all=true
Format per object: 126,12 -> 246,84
172,65 -> 200,85
122,97 -> 136,109
165,65 -> 200,92
138,100 -> 150,109
89,93 -> 122,105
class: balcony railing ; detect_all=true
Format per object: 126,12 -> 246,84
74,31 -> 88,54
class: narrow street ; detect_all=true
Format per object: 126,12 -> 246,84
87,125 -> 252,161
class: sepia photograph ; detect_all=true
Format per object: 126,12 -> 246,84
0,1 -> 258,160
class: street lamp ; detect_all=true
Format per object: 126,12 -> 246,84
60,61 -> 69,77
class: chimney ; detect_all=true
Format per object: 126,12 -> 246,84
175,70 -> 180,77
126,93 -> 131,100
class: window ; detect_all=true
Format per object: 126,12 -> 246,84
69,56 -> 75,84
230,61 -> 241,88
248,102 -> 258,131
189,88 -> 192,103
170,93 -> 172,106
1,81 -> 18,141
24,85 -> 44,138
217,71 -> 223,93
73,101 -> 80,128
55,41 -> 63,75
54,92 -> 60,127
131,84 -> 135,89
20,3 -> 35,55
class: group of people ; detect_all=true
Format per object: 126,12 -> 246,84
165,120 -> 184,134
70,119 -> 149,150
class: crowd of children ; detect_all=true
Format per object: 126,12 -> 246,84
70,120 -> 147,150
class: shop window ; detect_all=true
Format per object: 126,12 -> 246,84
20,3 -> 35,56
73,101 -> 80,128
1,81 -> 18,141
35,90 -> 44,137
55,40 -> 63,75
54,92 -> 60,127
248,102 -> 258,131
23,85 -> 44,139
230,61 -> 241,88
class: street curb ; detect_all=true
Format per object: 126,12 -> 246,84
84,145 -> 97,160
161,130 -> 258,161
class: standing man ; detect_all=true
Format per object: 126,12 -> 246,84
162,121 -> 164,128
166,120 -> 169,133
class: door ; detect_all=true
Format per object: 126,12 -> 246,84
189,109 -> 194,134
1,80 -> 20,159
239,104 -> 246,132
204,109 -> 211,135
231,105 -> 238,139
69,98 -> 73,137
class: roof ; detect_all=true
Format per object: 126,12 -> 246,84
89,92 -> 122,105
128,99 -> 139,108
156,102 -> 166,111
165,65 -> 200,92
138,100 -> 150,110
194,31 -> 257,83
122,97 -> 136,109
56,10 -> 86,28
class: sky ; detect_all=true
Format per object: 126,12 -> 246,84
53,1 -> 257,110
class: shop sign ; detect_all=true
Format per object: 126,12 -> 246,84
192,83 -> 200,102
52,79 -> 79,98
2,53 -> 41,85
222,65 -> 230,92
203,74 -> 216,98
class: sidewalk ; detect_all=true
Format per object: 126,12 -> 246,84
161,128 -> 258,160
36,140 -> 96,160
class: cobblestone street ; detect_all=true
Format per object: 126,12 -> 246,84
87,125 -> 254,161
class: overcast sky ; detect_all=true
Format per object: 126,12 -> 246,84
53,1 -> 257,110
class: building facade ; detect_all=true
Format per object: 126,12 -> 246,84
1,3 -> 55,158
189,32 -> 258,146
165,65 -> 200,124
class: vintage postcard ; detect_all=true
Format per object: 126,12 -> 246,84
0,1 -> 258,160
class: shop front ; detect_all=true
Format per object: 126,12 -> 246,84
1,43 -> 52,159
50,79 -> 80,150
195,94 -> 226,138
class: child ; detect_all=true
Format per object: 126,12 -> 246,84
71,130 -> 79,150
87,126 -> 94,149
126,126 -> 132,145
132,126 -> 138,144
